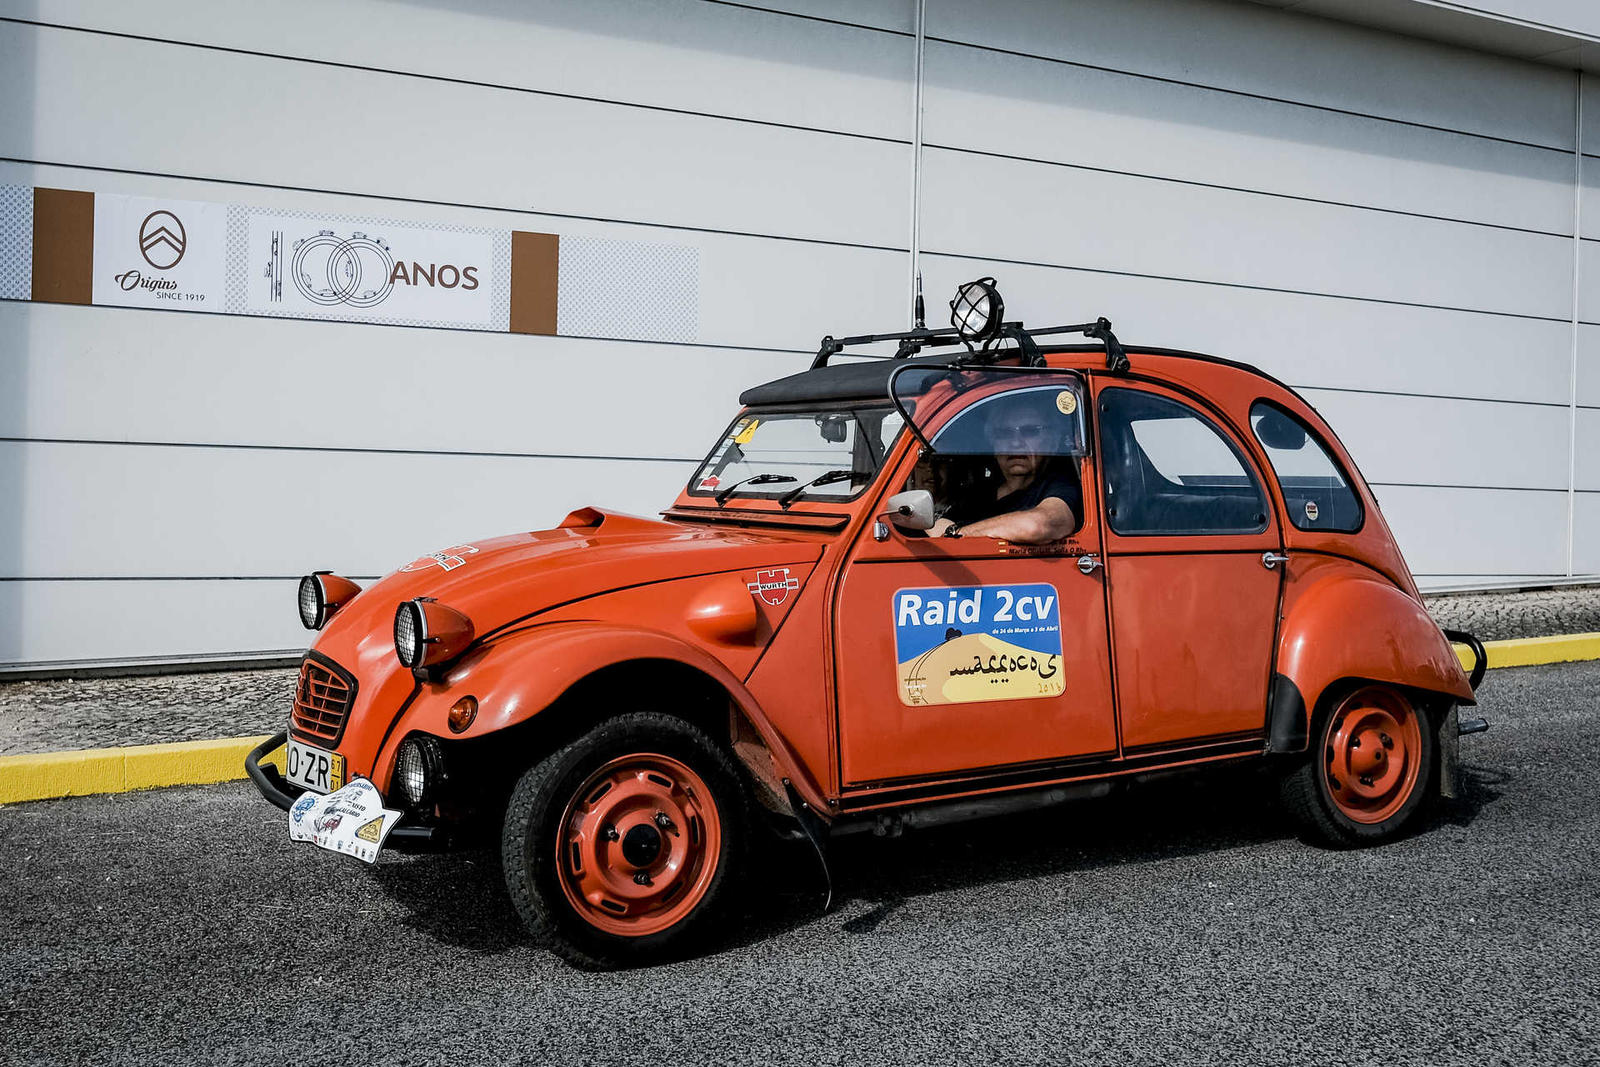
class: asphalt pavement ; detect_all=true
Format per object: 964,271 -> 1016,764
2,660 -> 1597,1066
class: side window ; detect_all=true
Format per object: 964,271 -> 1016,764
906,382 -> 1087,534
1099,388 -> 1268,536
1250,401 -> 1363,533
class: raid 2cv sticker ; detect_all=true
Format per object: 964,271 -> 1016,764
894,584 -> 1064,706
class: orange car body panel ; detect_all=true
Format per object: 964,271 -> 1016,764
293,349 -> 1474,821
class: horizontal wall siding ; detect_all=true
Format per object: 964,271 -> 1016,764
0,21 -> 910,249
0,579 -> 309,666
0,0 -> 916,141
926,0 -> 1577,148
922,40 -> 1576,236
919,255 -> 1574,406
920,148 -> 1572,319
0,440 -> 696,579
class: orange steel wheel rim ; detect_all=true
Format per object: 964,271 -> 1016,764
556,753 -> 722,937
1321,686 -> 1423,825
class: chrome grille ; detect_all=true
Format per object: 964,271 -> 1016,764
291,657 -> 354,745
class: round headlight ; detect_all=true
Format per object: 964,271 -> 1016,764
298,572 -> 363,631
394,735 -> 442,809
394,598 -> 475,669
394,600 -> 423,668
297,575 -> 322,630
949,277 -> 1004,342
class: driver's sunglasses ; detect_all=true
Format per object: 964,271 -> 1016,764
992,422 -> 1049,444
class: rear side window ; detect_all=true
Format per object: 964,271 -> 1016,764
1098,388 -> 1268,536
1249,401 -> 1363,533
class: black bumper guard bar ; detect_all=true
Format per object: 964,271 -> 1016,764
245,731 -> 446,848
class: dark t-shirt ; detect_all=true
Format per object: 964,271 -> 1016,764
948,466 -> 1082,528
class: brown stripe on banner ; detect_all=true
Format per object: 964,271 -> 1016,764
509,231 -> 559,335
31,187 -> 94,305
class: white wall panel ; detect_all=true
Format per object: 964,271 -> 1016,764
0,441 -> 696,579
1302,390 -> 1571,490
920,149 -> 1571,319
922,40 -> 1574,235
1579,242 -> 1600,321
1374,484 -> 1570,576
1575,408 -> 1600,490
0,579 -> 310,666
926,0 -> 1576,149
1575,494 -> 1600,574
0,303 -> 810,460
1584,75 -> 1600,157
0,0 -> 915,142
920,255 -> 1574,406
0,22 -> 909,248
1581,325 -> 1600,407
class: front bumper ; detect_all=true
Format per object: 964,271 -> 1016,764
245,732 -> 448,850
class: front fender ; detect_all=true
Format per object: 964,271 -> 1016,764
1270,570 -> 1474,752
389,621 -> 829,812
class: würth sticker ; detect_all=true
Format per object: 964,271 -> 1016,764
747,568 -> 799,607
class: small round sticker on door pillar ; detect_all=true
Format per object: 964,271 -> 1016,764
1055,390 -> 1078,415
1305,500 -> 1320,522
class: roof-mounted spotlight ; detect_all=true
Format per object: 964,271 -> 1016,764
949,277 -> 1004,343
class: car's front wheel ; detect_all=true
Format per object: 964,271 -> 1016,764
501,711 -> 748,968
1281,683 -> 1437,847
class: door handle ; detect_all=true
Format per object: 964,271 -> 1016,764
1077,554 -> 1103,575
1262,552 -> 1290,570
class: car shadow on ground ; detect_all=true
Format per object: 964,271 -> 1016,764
364,759 -> 1509,963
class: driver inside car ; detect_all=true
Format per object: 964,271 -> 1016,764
928,392 -> 1081,544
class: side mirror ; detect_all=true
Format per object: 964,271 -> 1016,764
881,490 -> 935,531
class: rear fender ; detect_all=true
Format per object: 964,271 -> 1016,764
1269,573 -> 1474,753
391,621 -> 829,812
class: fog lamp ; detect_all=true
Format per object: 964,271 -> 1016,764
448,696 -> 479,734
394,598 -> 475,669
297,572 -> 362,630
949,277 -> 1004,342
394,735 -> 443,809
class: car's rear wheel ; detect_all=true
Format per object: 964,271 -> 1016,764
501,711 -> 748,968
1281,683 -> 1436,847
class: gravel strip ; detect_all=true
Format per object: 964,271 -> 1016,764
0,585 -> 1594,757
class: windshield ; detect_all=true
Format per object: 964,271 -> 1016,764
890,365 -> 1089,456
688,407 -> 905,503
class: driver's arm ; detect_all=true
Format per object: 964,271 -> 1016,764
931,497 -> 1075,545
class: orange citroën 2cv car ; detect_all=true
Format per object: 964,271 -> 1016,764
250,278 -> 1488,968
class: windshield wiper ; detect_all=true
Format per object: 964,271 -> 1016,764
777,469 -> 867,508
714,473 -> 796,505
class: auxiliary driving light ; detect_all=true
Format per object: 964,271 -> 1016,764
394,735 -> 443,809
297,572 -> 362,630
393,598 -> 475,669
950,277 -> 1004,342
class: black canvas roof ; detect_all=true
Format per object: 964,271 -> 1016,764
739,352 -> 961,407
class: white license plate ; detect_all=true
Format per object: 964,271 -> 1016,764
284,737 -> 346,795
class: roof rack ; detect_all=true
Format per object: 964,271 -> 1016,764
811,317 -> 1128,375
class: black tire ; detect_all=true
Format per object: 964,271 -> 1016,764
500,711 -> 749,969
1280,684 -> 1437,848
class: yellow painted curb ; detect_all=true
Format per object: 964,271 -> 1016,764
1454,632 -> 1600,671
0,735 -> 282,805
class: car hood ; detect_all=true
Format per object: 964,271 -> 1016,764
312,508 -> 826,666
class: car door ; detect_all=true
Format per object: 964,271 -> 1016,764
1093,380 -> 1284,750
831,371 -> 1118,786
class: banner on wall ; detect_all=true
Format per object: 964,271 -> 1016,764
2,186 -> 698,343
92,194 -> 227,312
234,208 -> 508,331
